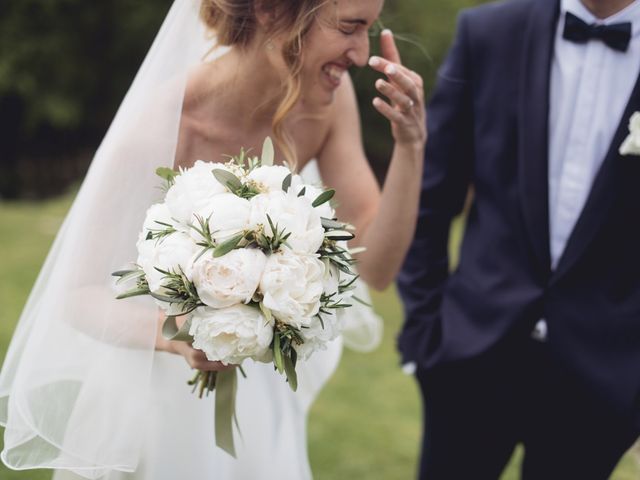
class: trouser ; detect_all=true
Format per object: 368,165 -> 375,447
415,328 -> 639,480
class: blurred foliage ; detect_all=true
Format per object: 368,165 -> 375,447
0,0 -> 484,198
0,0 -> 173,198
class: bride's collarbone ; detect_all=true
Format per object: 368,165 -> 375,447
177,111 -> 330,170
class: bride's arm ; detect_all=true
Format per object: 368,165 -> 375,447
317,35 -> 426,291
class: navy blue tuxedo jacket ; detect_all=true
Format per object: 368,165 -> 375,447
397,0 -> 640,422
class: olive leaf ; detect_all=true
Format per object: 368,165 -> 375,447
312,189 -> 335,207
261,137 -> 274,167
213,169 -> 243,191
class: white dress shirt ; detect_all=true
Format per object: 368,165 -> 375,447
548,0 -> 640,269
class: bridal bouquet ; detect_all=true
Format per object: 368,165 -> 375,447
113,138 -> 358,455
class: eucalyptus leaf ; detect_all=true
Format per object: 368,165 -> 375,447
112,269 -> 138,278
149,291 -> 180,303
115,288 -> 150,300
283,354 -> 298,392
325,230 -> 355,241
312,189 -> 335,207
261,137 -> 274,167
321,217 -> 343,230
213,169 -> 243,191
274,334 -> 284,373
281,173 -> 292,192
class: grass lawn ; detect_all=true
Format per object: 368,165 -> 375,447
0,193 -> 638,479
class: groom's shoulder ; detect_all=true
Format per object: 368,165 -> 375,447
461,0 -> 547,29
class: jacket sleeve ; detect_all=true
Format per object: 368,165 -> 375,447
396,12 -> 475,366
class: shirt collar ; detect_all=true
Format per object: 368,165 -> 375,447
561,0 -> 640,28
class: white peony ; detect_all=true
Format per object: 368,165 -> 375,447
137,203 -> 178,243
321,259 -> 341,297
297,184 -> 335,220
249,190 -> 325,254
247,165 -> 303,193
620,112 -> 640,156
295,313 -> 342,360
164,161 -> 232,225
260,250 -> 325,327
191,248 -> 267,308
190,305 -> 273,365
136,231 -> 199,315
191,192 -> 252,243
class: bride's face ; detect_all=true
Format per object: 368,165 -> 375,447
299,0 -> 385,106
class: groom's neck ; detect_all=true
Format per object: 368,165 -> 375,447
580,0 -> 636,18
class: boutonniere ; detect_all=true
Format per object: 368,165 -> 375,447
619,112 -> 640,156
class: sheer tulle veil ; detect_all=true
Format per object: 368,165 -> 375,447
0,1 -> 381,477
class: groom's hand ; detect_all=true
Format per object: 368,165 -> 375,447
368,30 -> 427,148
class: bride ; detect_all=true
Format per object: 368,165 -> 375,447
0,0 -> 426,478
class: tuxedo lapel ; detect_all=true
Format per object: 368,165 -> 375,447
551,69 -> 640,282
517,0 -> 560,278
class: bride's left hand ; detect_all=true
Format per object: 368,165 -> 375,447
368,30 -> 427,149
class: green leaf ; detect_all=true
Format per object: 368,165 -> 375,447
213,169 -> 243,192
156,167 -> 178,183
213,233 -> 244,257
297,186 -> 306,197
274,334 -> 284,374
115,288 -> 150,300
283,353 -> 298,392
261,137 -> 274,167
325,230 -> 355,241
321,217 -> 343,230
281,173 -> 292,192
312,189 -> 335,208
112,269 -> 136,277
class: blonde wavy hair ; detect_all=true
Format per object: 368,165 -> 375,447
200,0 -> 328,168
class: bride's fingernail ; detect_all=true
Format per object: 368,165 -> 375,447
385,65 -> 397,75
369,57 -> 380,67
381,29 -> 392,36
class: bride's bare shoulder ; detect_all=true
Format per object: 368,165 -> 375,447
175,64 -> 229,168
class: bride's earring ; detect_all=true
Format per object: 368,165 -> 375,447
266,39 -> 275,51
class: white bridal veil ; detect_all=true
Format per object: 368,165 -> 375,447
0,0 -> 382,477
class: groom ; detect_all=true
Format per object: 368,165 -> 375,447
398,0 -> 640,478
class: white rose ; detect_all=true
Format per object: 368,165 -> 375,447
247,165 -> 303,193
164,161 -> 233,225
190,305 -> 273,365
296,184 -> 335,220
191,248 -> 267,308
620,112 -> 640,156
260,250 -> 325,327
191,192 -> 251,243
249,190 -> 325,254
136,232 -> 199,315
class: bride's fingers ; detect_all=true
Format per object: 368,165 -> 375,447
175,342 -> 232,371
369,57 -> 422,104
375,79 -> 416,112
380,29 -> 402,65
373,97 -> 406,124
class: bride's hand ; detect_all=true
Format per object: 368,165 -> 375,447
155,312 -> 233,372
368,29 -> 427,149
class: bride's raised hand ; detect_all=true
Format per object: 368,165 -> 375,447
368,30 -> 427,148
155,312 -> 233,372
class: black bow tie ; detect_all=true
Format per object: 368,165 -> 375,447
563,12 -> 632,52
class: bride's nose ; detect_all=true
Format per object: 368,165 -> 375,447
346,34 -> 370,67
